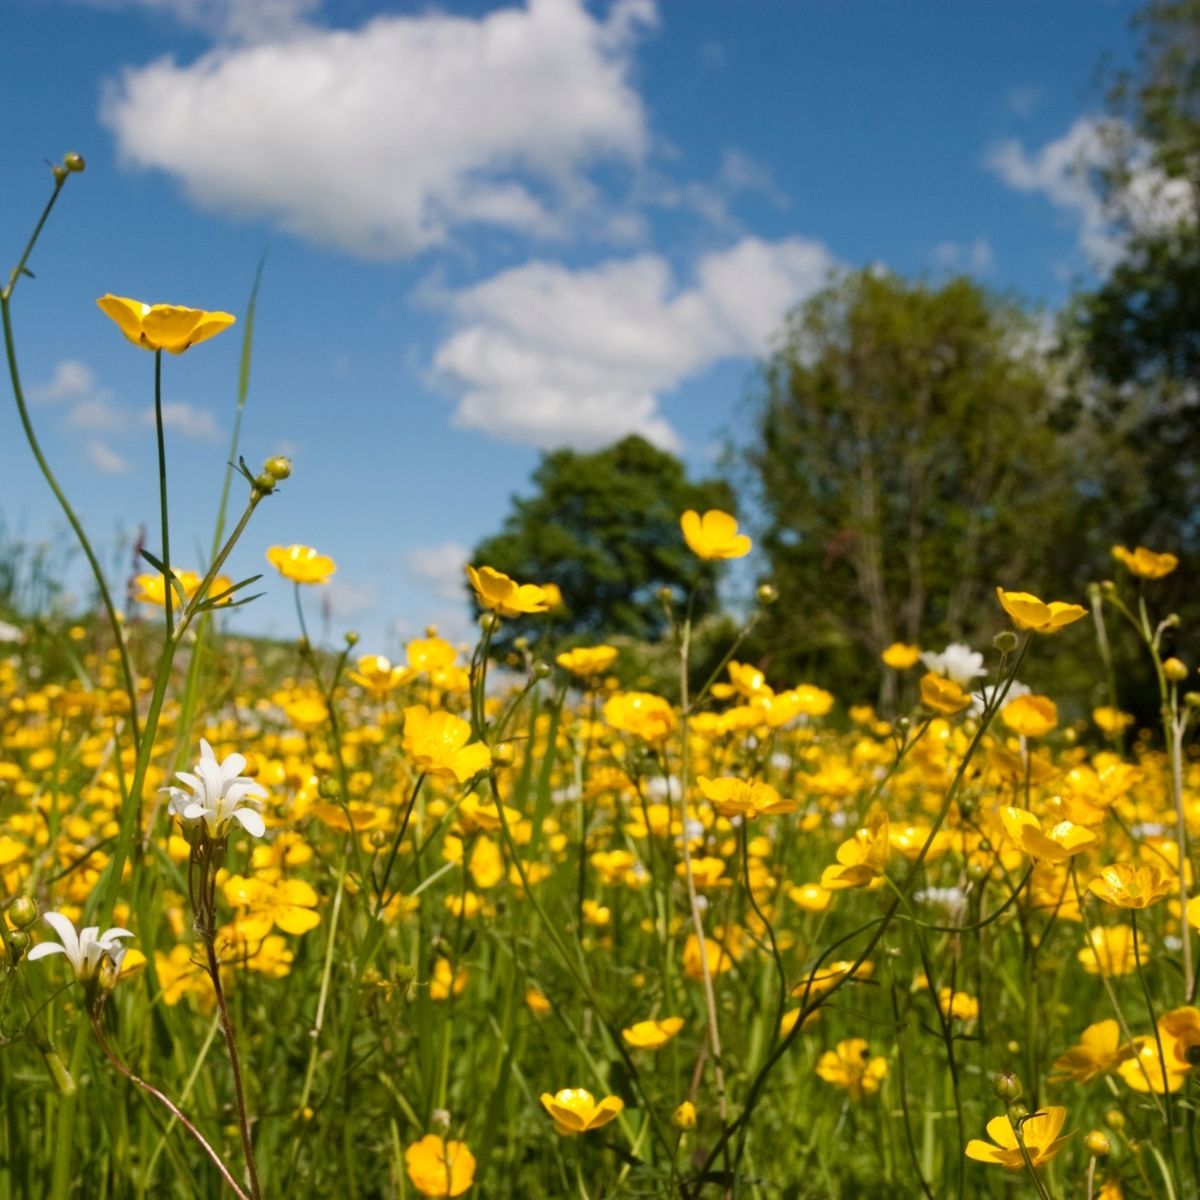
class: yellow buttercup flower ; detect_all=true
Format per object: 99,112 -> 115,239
539,1088 -> 624,1136
348,654 -> 416,694
919,673 -> 971,715
999,807 -> 1098,864
404,1134 -> 476,1197
965,1106 -> 1070,1171
995,588 -> 1087,634
672,1100 -> 697,1130
1088,863 -> 1171,909
97,294 -> 235,354
1001,694 -> 1058,738
1093,706 -> 1135,735
697,776 -> 795,819
680,509 -> 751,560
815,1038 -> 888,1100
821,810 -> 890,890
1051,1020 -> 1129,1083
881,642 -> 921,670
133,570 -> 234,607
1111,544 -> 1179,579
266,545 -> 337,585
621,1016 -> 684,1049
556,645 -> 619,678
402,706 -> 491,783
465,565 -> 549,618
604,691 -> 676,743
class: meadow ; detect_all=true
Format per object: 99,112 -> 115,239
1,156 -> 1199,1200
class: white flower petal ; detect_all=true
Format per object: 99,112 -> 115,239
26,942 -> 67,960
233,808 -> 266,838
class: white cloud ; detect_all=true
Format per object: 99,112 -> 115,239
101,0 -> 655,258
66,395 -> 129,432
407,542 -> 470,602
326,578 -> 380,619
33,359 -> 96,402
85,439 -> 130,475
931,237 -> 994,274
987,116 -> 1193,269
80,0 -> 319,41
141,401 -> 221,441
434,235 -> 835,451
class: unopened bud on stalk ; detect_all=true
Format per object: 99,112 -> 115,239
992,630 -> 1017,653
893,716 -> 910,735
1103,1109 -> 1125,1131
479,613 -> 500,633
992,1071 -> 1023,1102
1085,1131 -> 1111,1157
1164,657 -> 1188,682
1099,580 -> 1116,598
345,631 -> 359,647
9,896 -> 38,929
756,583 -> 778,606
264,455 -> 292,481
658,586 -> 674,604
492,743 -> 515,767
513,637 -> 530,653
533,660 -> 552,680
8,930 -> 30,955
317,777 -> 340,800
1006,1101 -> 1029,1124
63,152 -> 85,173
672,1100 -> 697,1130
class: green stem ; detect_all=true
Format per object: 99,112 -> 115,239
153,350 -> 174,639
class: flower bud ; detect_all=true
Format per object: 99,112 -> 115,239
317,777 -> 340,800
1103,1108 -> 1125,1131
492,743 -> 515,767
893,716 -> 910,734
431,1108 -> 451,1131
264,455 -> 292,481
1006,1101 -> 1029,1124
1165,657 -> 1188,682
345,631 -> 359,647
64,152 -> 85,173
425,625 -> 439,638
658,586 -> 675,604
253,472 -> 277,494
1099,579 -> 1116,598
533,660 -> 552,680
8,930 -> 30,955
513,636 -> 530,653
52,165 -> 67,184
672,1100 -> 697,1130
1185,692 -> 1200,709
1085,1130 -> 1111,1157
8,895 -> 38,929
992,1071 -> 1023,1102
992,630 -> 1018,653
756,583 -> 778,606
479,613 -> 501,633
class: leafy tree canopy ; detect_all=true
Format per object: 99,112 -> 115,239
470,435 -> 734,645
746,269 -> 1094,696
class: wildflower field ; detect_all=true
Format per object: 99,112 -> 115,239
3,161 -> 1200,1200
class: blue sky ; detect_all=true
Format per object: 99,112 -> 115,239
2,0 -> 1140,651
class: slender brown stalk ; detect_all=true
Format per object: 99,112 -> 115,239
90,1014 -> 251,1200
204,936 -> 263,1200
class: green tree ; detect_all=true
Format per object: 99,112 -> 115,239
1070,0 -> 1200,559
470,435 -> 734,646
746,269 -> 1092,700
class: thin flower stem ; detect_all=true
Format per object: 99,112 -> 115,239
697,634 -> 1034,1184
676,603 -> 733,1197
739,823 -> 786,1055
90,1014 -> 251,1200
1014,1123 -> 1055,1200
1131,909 -> 1180,1176
1068,864 -> 1166,1115
204,934 -> 263,1200
153,349 -> 175,639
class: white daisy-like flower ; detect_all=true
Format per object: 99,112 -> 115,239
969,680 -> 1031,719
26,912 -> 135,980
920,643 -> 987,687
163,738 -> 267,839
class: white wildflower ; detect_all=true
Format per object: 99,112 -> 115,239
163,738 -> 267,839
26,912 -> 134,980
920,643 -> 987,687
